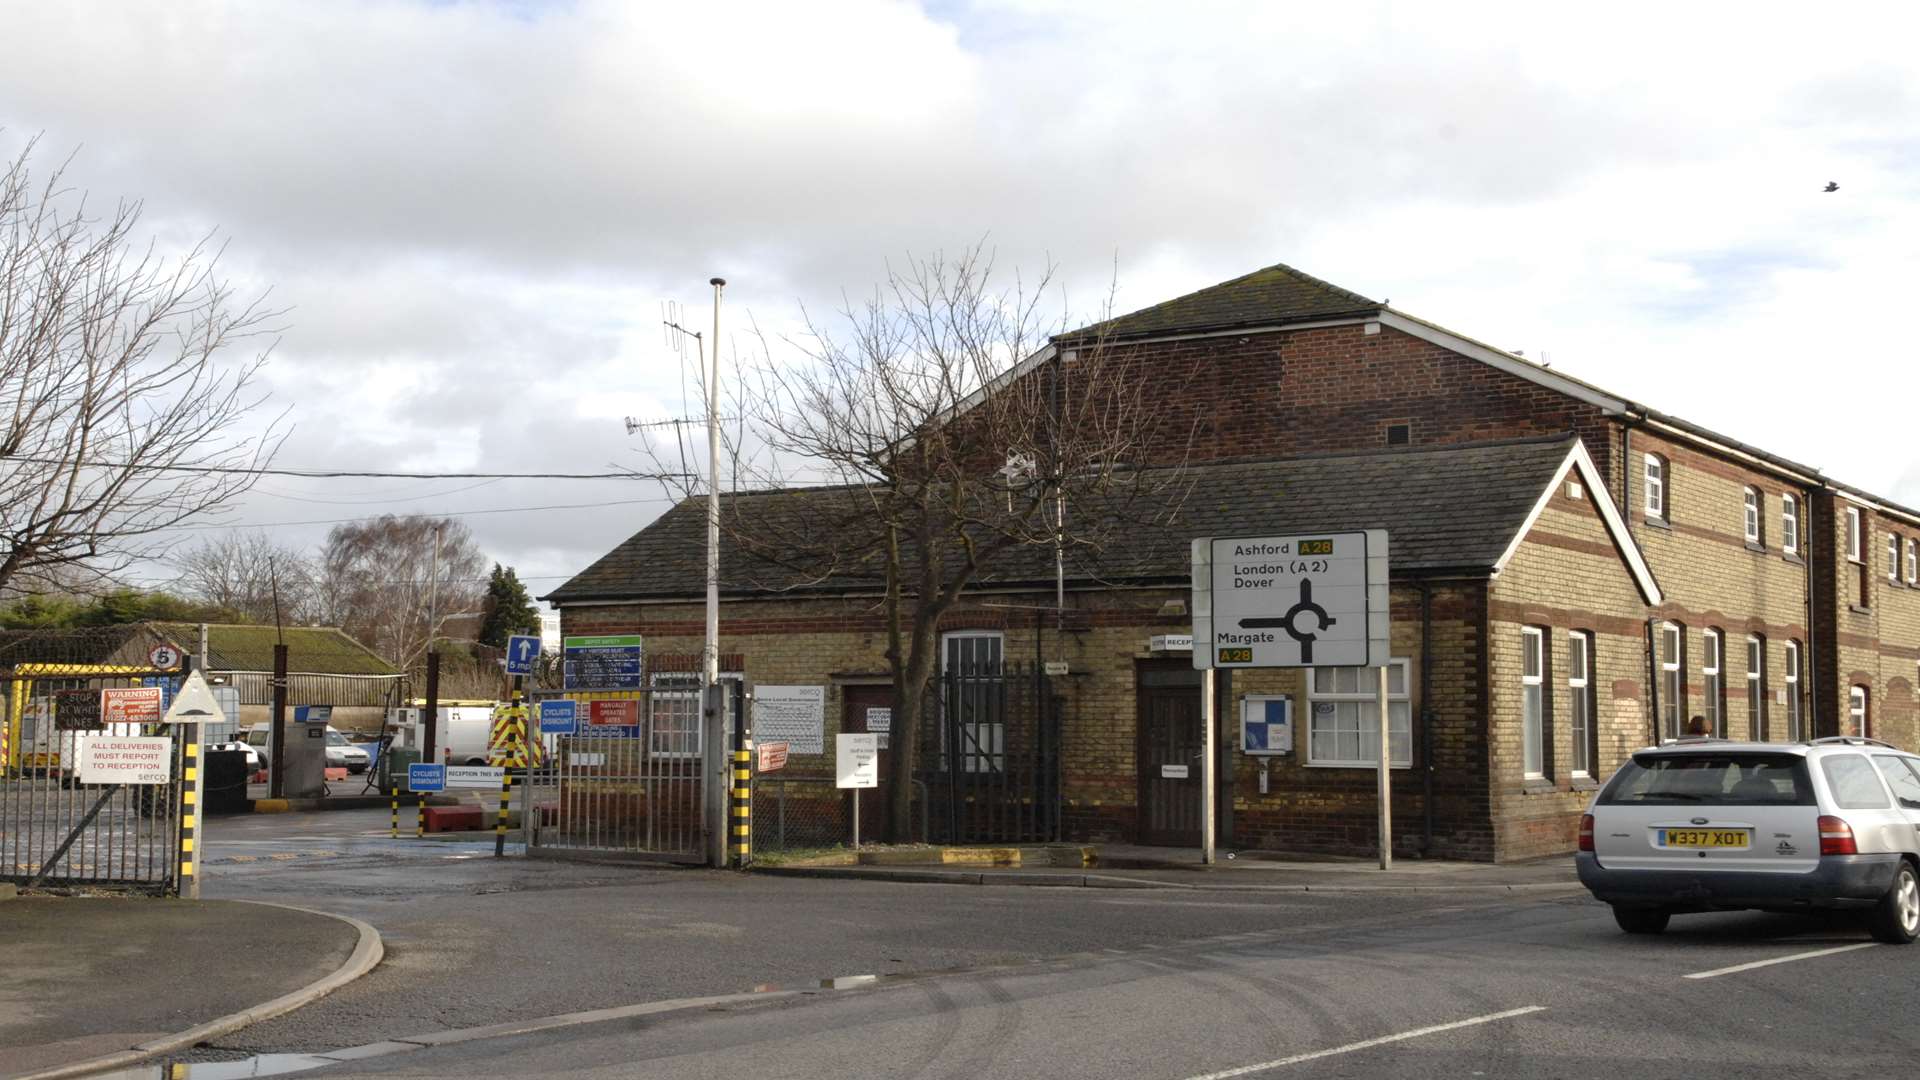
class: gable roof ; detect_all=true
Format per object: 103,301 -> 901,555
150,623 -> 397,675
1068,262 -> 1380,342
546,435 -> 1657,605
0,625 -> 169,668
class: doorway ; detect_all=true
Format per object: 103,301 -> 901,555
1137,663 -> 1203,846
842,683 -> 895,841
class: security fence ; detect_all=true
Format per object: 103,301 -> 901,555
919,660 -> 1063,844
2,666 -> 190,894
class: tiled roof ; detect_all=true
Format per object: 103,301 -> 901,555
1068,262 -> 1379,342
545,436 -> 1579,603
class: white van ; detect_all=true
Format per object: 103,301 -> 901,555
389,704 -> 497,766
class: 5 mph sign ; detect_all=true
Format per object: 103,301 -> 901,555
1191,531 -> 1389,669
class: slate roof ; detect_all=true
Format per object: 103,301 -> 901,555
150,623 -> 398,675
1067,262 -> 1380,342
545,435 -> 1581,603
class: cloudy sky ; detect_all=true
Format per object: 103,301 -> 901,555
3,0 -> 1916,609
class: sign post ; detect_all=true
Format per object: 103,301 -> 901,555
1194,531 -> 1390,867
836,733 -> 879,848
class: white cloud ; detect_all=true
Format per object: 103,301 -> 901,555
2,0 -> 1917,596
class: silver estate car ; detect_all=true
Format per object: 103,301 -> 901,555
1577,737 -> 1920,943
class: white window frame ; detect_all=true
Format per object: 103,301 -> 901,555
1305,659 -> 1412,769
645,671 -> 742,760
1568,631 -> 1592,779
1889,533 -> 1901,583
1743,488 -> 1761,545
1701,629 -> 1723,738
1849,685 -> 1870,739
1643,454 -> 1666,520
1784,640 -> 1803,742
1908,539 -> 1918,585
1521,628 -> 1545,779
940,631 -> 1005,774
1746,635 -> 1764,742
1782,494 -> 1799,555
1659,621 -> 1684,741
1847,506 -> 1863,562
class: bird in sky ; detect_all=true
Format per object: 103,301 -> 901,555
1824,181 -> 1839,192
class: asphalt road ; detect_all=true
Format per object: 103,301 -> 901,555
173,808 -> 1920,1080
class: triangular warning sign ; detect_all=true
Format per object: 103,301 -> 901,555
163,669 -> 224,724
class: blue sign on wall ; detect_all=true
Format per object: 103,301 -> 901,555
408,763 -> 446,793
562,634 -> 643,690
1240,697 -> 1293,756
538,700 -> 578,734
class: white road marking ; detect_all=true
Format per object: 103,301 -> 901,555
1682,942 -> 1877,979
1178,1006 -> 1547,1079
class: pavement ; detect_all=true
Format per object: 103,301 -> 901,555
0,897 -> 372,1079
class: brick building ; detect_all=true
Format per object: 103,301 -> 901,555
548,262 -> 1919,861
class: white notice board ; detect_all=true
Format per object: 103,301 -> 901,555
753,686 -> 826,754
75,736 -> 173,785
836,733 -> 879,788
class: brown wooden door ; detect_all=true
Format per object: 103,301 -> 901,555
1137,664 -> 1203,846
842,684 -> 895,841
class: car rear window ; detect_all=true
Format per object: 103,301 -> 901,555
1820,754 -> 1892,809
1598,753 -> 1814,806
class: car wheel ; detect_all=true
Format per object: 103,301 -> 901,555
1612,905 -> 1671,935
1868,862 -> 1920,945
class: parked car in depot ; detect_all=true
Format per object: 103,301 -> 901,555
238,724 -> 372,774
1577,737 -> 1920,944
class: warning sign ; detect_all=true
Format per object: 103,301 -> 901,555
757,741 -> 789,773
75,736 -> 173,785
102,686 -> 164,725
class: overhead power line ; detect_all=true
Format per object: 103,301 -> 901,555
0,454 -> 689,481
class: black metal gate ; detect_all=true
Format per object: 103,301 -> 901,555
2,667 -> 188,894
919,660 -> 1061,844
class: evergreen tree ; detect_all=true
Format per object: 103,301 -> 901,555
477,564 -> 539,648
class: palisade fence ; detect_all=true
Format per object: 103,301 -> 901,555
750,661 -> 1063,854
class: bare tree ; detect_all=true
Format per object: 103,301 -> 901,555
320,514 -> 486,671
0,139 -> 281,596
172,531 -> 316,623
657,247 -> 1188,840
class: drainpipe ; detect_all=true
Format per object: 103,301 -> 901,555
1804,486 -> 1819,739
1644,619 -> 1660,745
1419,580 -> 1434,856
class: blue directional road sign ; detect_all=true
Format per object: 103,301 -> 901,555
538,699 -> 578,735
407,763 -> 446,793
505,634 -> 541,677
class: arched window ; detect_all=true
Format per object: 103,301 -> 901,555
1701,629 -> 1724,737
1743,488 -> 1761,545
1659,621 -> 1685,740
1644,454 -> 1667,521
1783,641 -> 1803,741
1782,494 -> 1800,554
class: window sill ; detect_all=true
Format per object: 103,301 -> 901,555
1570,776 -> 1600,792
1849,604 -> 1872,615
1781,552 -> 1804,566
1642,517 -> 1672,532
1521,778 -> 1558,795
1744,542 -> 1767,554
1305,761 -> 1414,770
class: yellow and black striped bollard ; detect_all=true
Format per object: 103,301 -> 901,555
731,747 -> 752,868
390,785 -> 399,839
177,741 -> 198,893
493,702 -> 519,857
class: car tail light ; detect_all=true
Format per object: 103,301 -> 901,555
1577,813 -> 1595,852
1817,815 -> 1857,856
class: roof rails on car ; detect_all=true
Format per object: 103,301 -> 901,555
1807,736 -> 1899,749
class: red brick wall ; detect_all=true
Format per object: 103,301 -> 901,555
1072,323 -> 1614,468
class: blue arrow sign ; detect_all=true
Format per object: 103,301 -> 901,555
408,763 -> 446,793
538,699 -> 578,734
506,634 -> 541,676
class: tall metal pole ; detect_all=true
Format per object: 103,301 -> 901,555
704,277 -> 727,868
1377,663 -> 1393,870
1201,667 -> 1215,865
